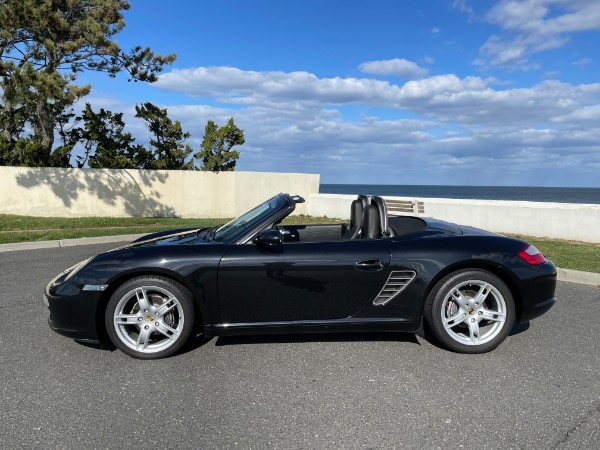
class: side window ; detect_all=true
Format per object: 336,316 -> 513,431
280,224 -> 346,243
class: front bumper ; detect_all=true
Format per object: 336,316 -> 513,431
44,281 -> 104,343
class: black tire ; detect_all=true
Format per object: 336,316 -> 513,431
105,275 -> 195,359
423,269 -> 515,354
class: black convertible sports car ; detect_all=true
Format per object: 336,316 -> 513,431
44,193 -> 557,359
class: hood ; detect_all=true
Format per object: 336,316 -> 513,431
125,227 -> 215,248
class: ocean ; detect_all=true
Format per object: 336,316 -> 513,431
320,184 -> 600,205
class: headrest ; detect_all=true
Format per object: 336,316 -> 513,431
350,199 -> 363,228
358,194 -> 371,209
362,204 -> 381,239
371,196 -> 390,237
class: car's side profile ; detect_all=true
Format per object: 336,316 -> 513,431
44,193 -> 557,359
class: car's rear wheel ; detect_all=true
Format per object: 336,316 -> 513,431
424,269 -> 515,353
105,276 -> 195,359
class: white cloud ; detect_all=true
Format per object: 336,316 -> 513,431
155,66 -> 407,105
552,104 -> 600,124
453,0 -> 475,15
358,58 -> 429,79
119,65 -> 600,184
154,66 -> 600,129
431,27 -> 441,37
156,67 -> 499,115
573,57 -> 592,66
488,0 -> 600,34
476,0 -> 600,70
542,70 -> 560,78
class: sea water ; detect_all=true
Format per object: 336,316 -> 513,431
320,184 -> 600,205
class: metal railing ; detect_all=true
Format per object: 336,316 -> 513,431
384,199 -> 425,215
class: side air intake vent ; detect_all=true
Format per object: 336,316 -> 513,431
373,271 -> 416,306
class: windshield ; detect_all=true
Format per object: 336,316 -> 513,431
211,194 -> 289,243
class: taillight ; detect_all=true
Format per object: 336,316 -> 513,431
518,244 -> 546,265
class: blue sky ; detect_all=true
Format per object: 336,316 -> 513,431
80,0 -> 600,186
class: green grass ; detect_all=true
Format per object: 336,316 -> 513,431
282,214 -> 345,225
1,214 -> 597,273
0,214 -> 343,244
0,215 -> 223,244
508,234 -> 600,274
0,214 -> 210,231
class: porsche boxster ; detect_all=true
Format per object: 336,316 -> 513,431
44,193 -> 557,359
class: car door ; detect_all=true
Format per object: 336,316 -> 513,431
218,238 -> 391,323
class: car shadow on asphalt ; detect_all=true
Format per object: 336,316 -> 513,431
509,321 -> 530,336
76,333 -> 214,357
76,341 -> 114,351
416,321 -> 532,352
182,333 -> 214,352
75,323 -> 531,357
187,321 -> 530,352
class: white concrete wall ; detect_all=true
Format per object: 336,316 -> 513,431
0,166 -> 319,217
308,193 -> 600,243
2,166 -> 597,242
308,193 -> 356,219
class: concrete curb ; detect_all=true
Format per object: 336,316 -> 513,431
1,235 -> 598,287
0,233 -> 146,253
556,268 -> 600,286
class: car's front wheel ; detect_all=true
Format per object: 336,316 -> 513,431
424,269 -> 515,353
105,276 -> 195,359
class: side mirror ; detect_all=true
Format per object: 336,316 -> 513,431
255,229 -> 282,246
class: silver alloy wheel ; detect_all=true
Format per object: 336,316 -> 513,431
113,286 -> 185,354
440,280 -> 507,346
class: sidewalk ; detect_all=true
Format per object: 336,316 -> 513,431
1,233 -> 599,286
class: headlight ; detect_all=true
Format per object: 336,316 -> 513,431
64,257 -> 92,281
48,257 -> 92,288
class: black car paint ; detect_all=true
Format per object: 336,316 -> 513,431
218,238 -> 392,323
45,193 -> 557,344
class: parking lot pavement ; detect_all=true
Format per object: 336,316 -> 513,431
1,244 -> 599,449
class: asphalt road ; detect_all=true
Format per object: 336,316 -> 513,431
1,244 -> 599,450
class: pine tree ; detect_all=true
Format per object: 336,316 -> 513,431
135,102 -> 194,170
0,0 -> 175,166
196,118 -> 245,172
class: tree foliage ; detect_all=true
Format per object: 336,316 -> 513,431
75,103 -> 152,169
0,63 -> 89,166
196,118 -> 245,172
135,102 -> 194,170
0,1 -> 246,171
0,0 -> 175,165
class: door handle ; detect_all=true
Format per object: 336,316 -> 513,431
354,260 -> 384,272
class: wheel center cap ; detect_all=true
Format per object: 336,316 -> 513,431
469,307 -> 476,315
146,315 -> 154,322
